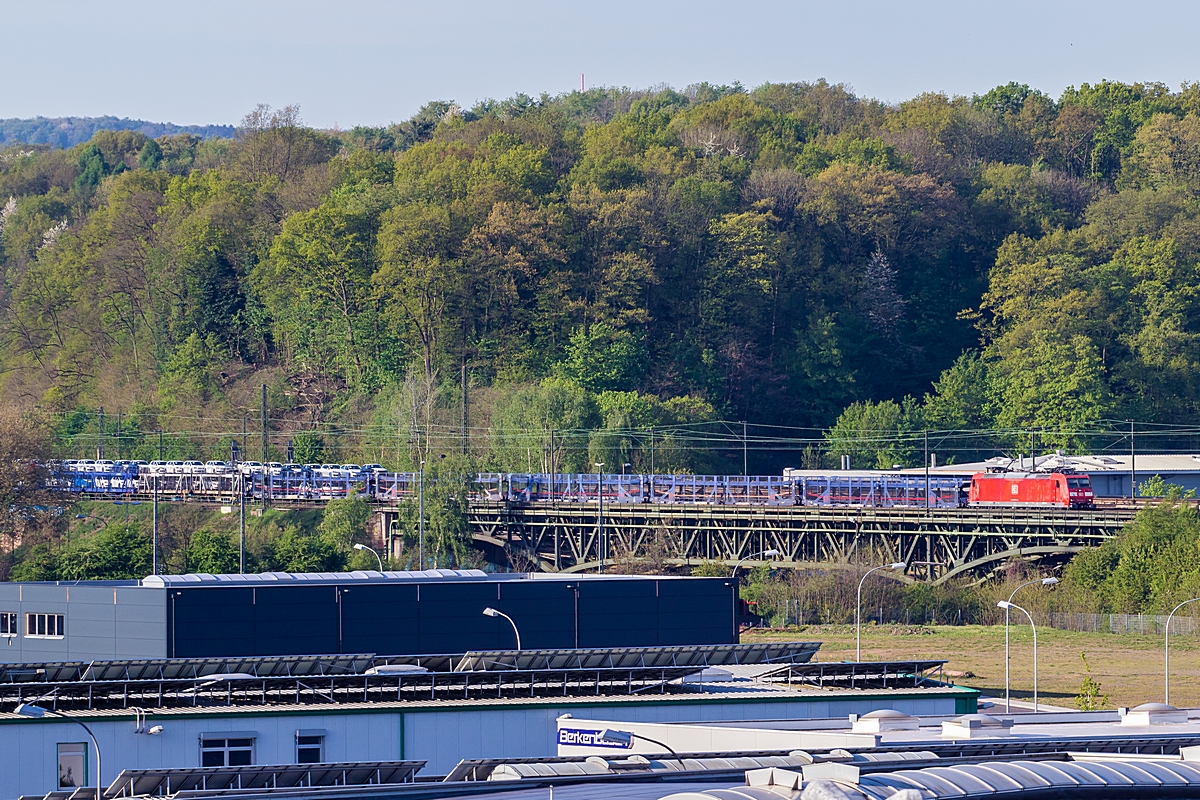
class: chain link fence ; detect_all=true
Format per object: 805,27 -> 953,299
1045,612 -> 1200,636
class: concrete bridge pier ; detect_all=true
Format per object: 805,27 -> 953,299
372,509 -> 403,563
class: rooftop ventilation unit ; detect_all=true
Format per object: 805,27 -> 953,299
940,713 -> 1014,739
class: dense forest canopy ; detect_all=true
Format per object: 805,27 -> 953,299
3,80 -> 1200,474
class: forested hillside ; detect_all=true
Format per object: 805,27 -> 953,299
3,82 -> 1200,474
0,116 -> 233,148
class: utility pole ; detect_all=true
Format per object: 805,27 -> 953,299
157,430 -> 163,461
239,475 -> 246,574
260,385 -> 268,463
742,421 -> 748,476
261,385 -> 269,507
649,427 -> 655,475
116,412 -> 121,460
152,475 -> 158,575
595,462 -> 605,573
418,460 -> 426,570
924,429 -> 930,515
1130,419 -> 1136,500
461,362 -> 469,457
97,407 -> 104,460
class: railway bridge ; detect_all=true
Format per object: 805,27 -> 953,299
403,502 -> 1135,584
51,468 -> 1138,582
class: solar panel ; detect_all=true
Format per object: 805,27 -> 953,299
0,655 -> 374,685
105,761 -> 425,798
449,642 -> 822,672
0,664 -> 710,711
765,659 -> 946,689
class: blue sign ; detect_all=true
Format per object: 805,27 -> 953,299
557,728 -> 630,749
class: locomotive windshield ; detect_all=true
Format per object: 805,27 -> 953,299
1066,476 -> 1092,488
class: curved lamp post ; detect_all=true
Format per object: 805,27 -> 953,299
483,607 -> 521,650
353,543 -> 384,571
1003,577 -> 1057,713
17,703 -> 102,793
856,562 -> 906,661
1165,597 -> 1200,705
732,548 -> 780,579
998,600 -> 1039,712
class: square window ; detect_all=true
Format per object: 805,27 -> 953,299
0,612 -> 14,635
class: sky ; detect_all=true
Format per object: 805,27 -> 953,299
4,0 -> 1200,129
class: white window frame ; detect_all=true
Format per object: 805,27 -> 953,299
295,731 -> 325,764
58,742 -> 88,790
200,735 -> 256,767
0,611 -> 16,636
25,612 -> 65,639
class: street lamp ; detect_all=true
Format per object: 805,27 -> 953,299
16,703 -> 102,793
856,562 -> 906,661
998,600 -> 1039,712
732,548 -> 781,579
353,543 -> 384,571
598,728 -> 685,768
1004,577 -> 1058,713
594,462 -> 605,574
1165,597 -> 1200,705
622,463 -> 632,476
483,607 -> 521,650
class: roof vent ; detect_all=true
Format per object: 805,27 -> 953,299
1122,702 -> 1187,726
745,767 -> 803,791
851,708 -> 919,733
940,713 -> 1013,738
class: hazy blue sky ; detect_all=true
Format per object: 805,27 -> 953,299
5,0 -> 1199,128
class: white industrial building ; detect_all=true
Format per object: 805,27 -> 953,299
0,647 -> 972,799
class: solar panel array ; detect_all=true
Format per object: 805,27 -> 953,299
448,641 -> 822,672
761,659 -> 948,690
0,655 -> 373,684
103,761 -> 425,798
0,643 -> 827,711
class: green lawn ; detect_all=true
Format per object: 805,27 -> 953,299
742,623 -> 1200,709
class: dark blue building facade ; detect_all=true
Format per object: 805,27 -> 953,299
156,571 -> 739,657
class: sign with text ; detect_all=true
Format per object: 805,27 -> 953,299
557,728 -> 630,749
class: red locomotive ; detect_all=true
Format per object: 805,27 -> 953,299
969,472 -> 1095,509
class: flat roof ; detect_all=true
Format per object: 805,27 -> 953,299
0,684 -> 976,723
138,570 -> 730,588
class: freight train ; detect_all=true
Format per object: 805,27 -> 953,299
46,461 -> 1096,510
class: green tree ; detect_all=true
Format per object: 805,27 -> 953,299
267,526 -> 345,573
138,139 -> 163,171
186,529 -> 239,574
56,524 -> 153,580
555,323 -> 647,392
826,398 -> 924,469
490,378 -> 600,472
317,496 -> 372,550
292,431 -> 326,465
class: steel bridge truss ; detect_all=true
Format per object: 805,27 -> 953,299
464,503 -> 1137,583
